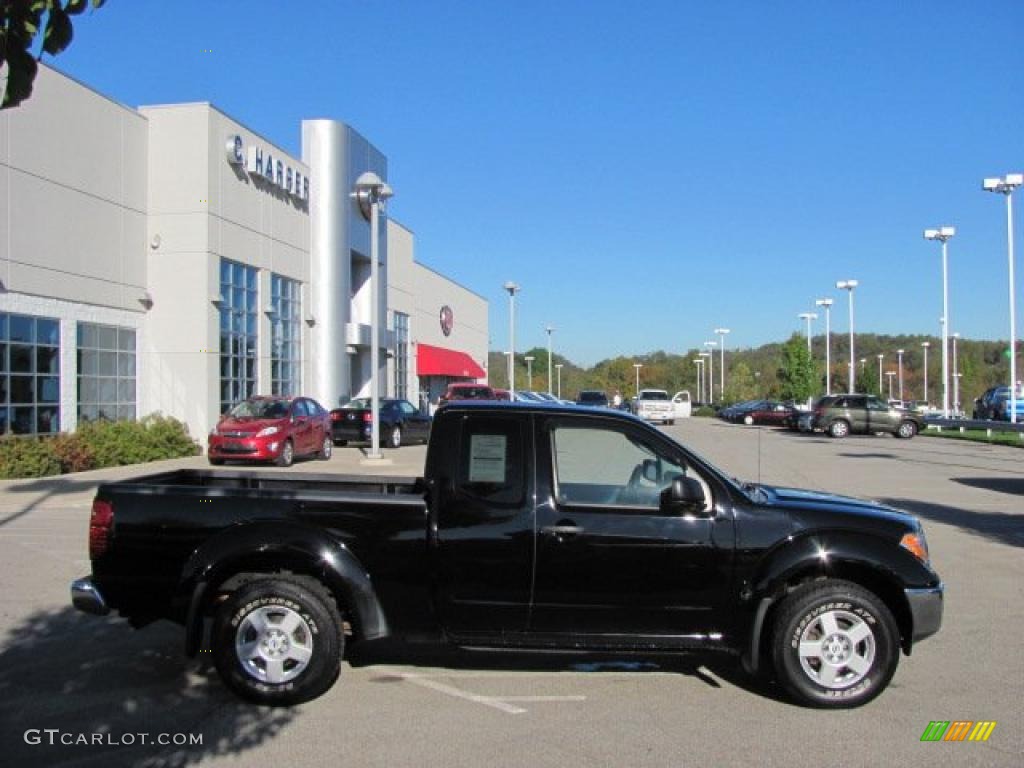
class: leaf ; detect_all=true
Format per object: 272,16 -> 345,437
43,6 -> 73,55
66,0 -> 88,15
2,47 -> 38,109
92,0 -> 106,8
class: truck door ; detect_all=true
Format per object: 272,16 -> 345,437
530,415 -> 733,640
432,413 -> 534,638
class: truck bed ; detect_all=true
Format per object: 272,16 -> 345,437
105,469 -> 425,498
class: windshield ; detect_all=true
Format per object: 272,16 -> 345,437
342,398 -> 372,409
228,399 -> 290,419
640,391 -> 669,400
448,387 -> 493,399
578,391 -> 607,402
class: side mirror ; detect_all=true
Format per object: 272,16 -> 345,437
660,476 -> 707,515
641,458 -> 659,483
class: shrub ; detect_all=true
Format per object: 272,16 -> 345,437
77,414 -> 199,468
692,406 -> 717,418
0,436 -> 62,479
50,433 -> 96,474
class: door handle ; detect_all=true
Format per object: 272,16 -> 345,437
541,525 -> 584,536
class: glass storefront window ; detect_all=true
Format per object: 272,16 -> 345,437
0,313 -> 61,434
77,323 -> 136,423
220,259 -> 258,413
270,274 -> 301,396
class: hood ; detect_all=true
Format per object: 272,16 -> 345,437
757,484 -> 919,530
217,416 -> 287,434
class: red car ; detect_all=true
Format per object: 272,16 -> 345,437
208,396 -> 332,467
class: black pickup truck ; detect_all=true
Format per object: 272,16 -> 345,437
71,402 -> 943,708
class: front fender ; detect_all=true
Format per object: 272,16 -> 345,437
178,520 -> 388,655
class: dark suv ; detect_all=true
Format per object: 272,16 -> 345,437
972,386 -> 1024,422
576,390 -> 609,407
812,394 -> 925,439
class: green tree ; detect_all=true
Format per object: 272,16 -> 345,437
723,361 -> 758,404
859,360 -> 880,397
777,334 -> 817,402
1,1 -> 105,109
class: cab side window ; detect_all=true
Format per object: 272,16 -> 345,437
550,423 -> 712,512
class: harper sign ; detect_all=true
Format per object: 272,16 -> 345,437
226,134 -> 309,201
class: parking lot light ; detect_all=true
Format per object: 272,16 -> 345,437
951,333 -> 960,416
503,282 -> 520,394
897,349 -> 905,402
633,363 -> 643,398
798,313 -> 817,355
703,341 -> 717,403
885,371 -> 896,400
698,353 -> 710,404
877,354 -> 884,395
351,172 -> 393,460
815,298 -> 834,394
836,280 -> 859,392
982,172 -> 1022,423
924,226 -> 956,418
714,328 -> 730,397
921,341 -> 931,403
555,363 -> 563,399
524,355 -> 535,391
546,326 -> 555,395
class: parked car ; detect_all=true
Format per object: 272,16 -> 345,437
635,389 -> 676,424
439,383 -> 496,405
812,394 -> 925,439
735,400 -> 799,426
208,396 -> 332,467
329,398 -> 432,448
72,401 -> 944,708
972,386 -> 1024,422
576,390 -> 609,408
719,400 -> 761,422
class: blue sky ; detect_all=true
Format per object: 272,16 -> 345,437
54,1 -> 1024,366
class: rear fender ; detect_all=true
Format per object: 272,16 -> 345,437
178,520 -> 387,656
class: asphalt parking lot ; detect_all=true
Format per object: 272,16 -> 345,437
0,419 -> 1021,767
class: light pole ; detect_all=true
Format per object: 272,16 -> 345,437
698,353 -> 710,404
921,341 -> 930,403
885,371 -> 896,400
633,363 -> 643,398
982,172 -> 1023,423
704,341 -> 717,403
924,226 -> 956,418
897,349 -> 905,402
555,363 -> 563,399
816,298 -> 834,394
837,280 -> 858,393
503,281 -> 520,396
694,358 -> 705,403
545,325 -> 555,394
951,333 -> 960,416
798,313 -> 817,354
714,328 -> 730,397
524,355 -> 535,390
877,354 -> 884,395
860,358 -> 867,376
351,172 -> 394,460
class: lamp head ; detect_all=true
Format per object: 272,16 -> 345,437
815,298 -> 833,308
983,177 -> 1001,191
503,281 -> 520,295
922,341 -> 930,348
714,327 -> 731,335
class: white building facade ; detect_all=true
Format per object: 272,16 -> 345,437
0,65 -> 487,443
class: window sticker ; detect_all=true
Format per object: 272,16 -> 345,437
469,434 -> 507,483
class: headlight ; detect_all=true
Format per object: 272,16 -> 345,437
256,426 -> 280,437
900,531 -> 930,564
209,427 -> 220,437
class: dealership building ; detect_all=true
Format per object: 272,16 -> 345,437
0,65 -> 487,443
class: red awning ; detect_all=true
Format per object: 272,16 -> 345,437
417,343 -> 485,379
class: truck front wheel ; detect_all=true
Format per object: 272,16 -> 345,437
212,577 -> 343,706
770,579 -> 899,708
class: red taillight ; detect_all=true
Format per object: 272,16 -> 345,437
330,412 -> 342,421
362,412 -> 373,423
89,499 -> 114,559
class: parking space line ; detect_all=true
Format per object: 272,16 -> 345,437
402,675 -> 528,714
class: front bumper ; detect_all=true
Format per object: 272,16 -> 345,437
208,436 -> 281,460
905,583 -> 944,644
71,576 -> 110,616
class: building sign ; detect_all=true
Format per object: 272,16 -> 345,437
439,305 -> 454,336
225,134 -> 309,201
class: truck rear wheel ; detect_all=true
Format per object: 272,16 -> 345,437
212,577 -> 343,706
770,579 -> 899,708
